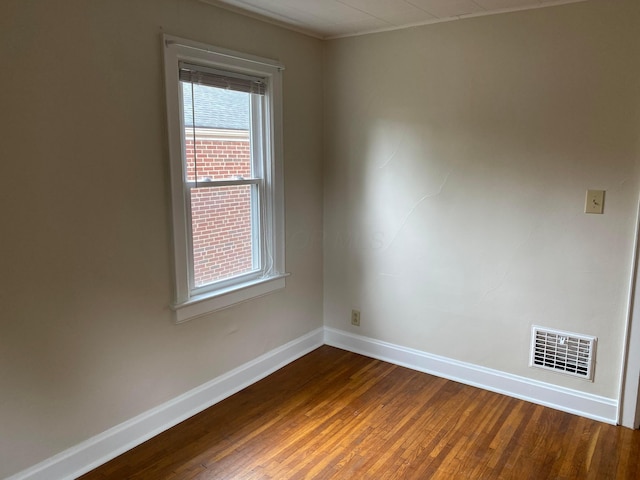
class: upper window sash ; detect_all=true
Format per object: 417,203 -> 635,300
179,70 -> 266,186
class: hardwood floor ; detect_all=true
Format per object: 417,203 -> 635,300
79,346 -> 640,479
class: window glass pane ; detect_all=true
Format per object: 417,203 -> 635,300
182,83 -> 252,182
190,184 -> 257,287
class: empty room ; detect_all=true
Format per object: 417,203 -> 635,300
2,0 -> 640,478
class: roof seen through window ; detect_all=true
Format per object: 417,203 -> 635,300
182,83 -> 250,130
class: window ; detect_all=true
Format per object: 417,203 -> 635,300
163,35 -> 286,323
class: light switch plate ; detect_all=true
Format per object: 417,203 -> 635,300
585,190 -> 605,214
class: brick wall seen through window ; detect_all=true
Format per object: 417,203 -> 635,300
185,133 -> 253,286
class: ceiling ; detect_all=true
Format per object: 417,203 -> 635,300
201,0 -> 589,39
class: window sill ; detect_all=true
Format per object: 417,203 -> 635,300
171,274 -> 289,323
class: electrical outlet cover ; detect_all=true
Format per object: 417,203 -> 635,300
585,189 -> 605,214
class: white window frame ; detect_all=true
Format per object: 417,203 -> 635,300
163,35 -> 286,323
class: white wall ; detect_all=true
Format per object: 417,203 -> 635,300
0,0 -> 323,477
323,0 -> 640,399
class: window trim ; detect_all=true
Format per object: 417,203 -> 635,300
163,35 -> 287,323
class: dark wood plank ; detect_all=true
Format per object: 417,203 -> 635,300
79,346 -> 640,480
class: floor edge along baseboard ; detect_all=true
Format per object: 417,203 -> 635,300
5,328 -> 325,480
324,327 -> 618,426
7,326 -> 618,480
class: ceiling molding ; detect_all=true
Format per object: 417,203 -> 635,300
199,0 -> 591,41
198,0 -> 324,39
325,0 -> 591,40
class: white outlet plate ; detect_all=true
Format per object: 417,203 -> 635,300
351,309 -> 360,326
585,190 -> 605,214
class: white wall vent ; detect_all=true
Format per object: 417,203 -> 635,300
530,326 -> 596,381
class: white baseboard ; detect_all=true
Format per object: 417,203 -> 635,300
324,327 -> 618,425
7,326 -> 619,480
7,328 -> 324,480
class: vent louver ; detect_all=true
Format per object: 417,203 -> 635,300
530,326 -> 596,381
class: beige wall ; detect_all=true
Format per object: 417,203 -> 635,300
3,0 -> 640,477
0,0 -> 323,477
323,0 -> 640,398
